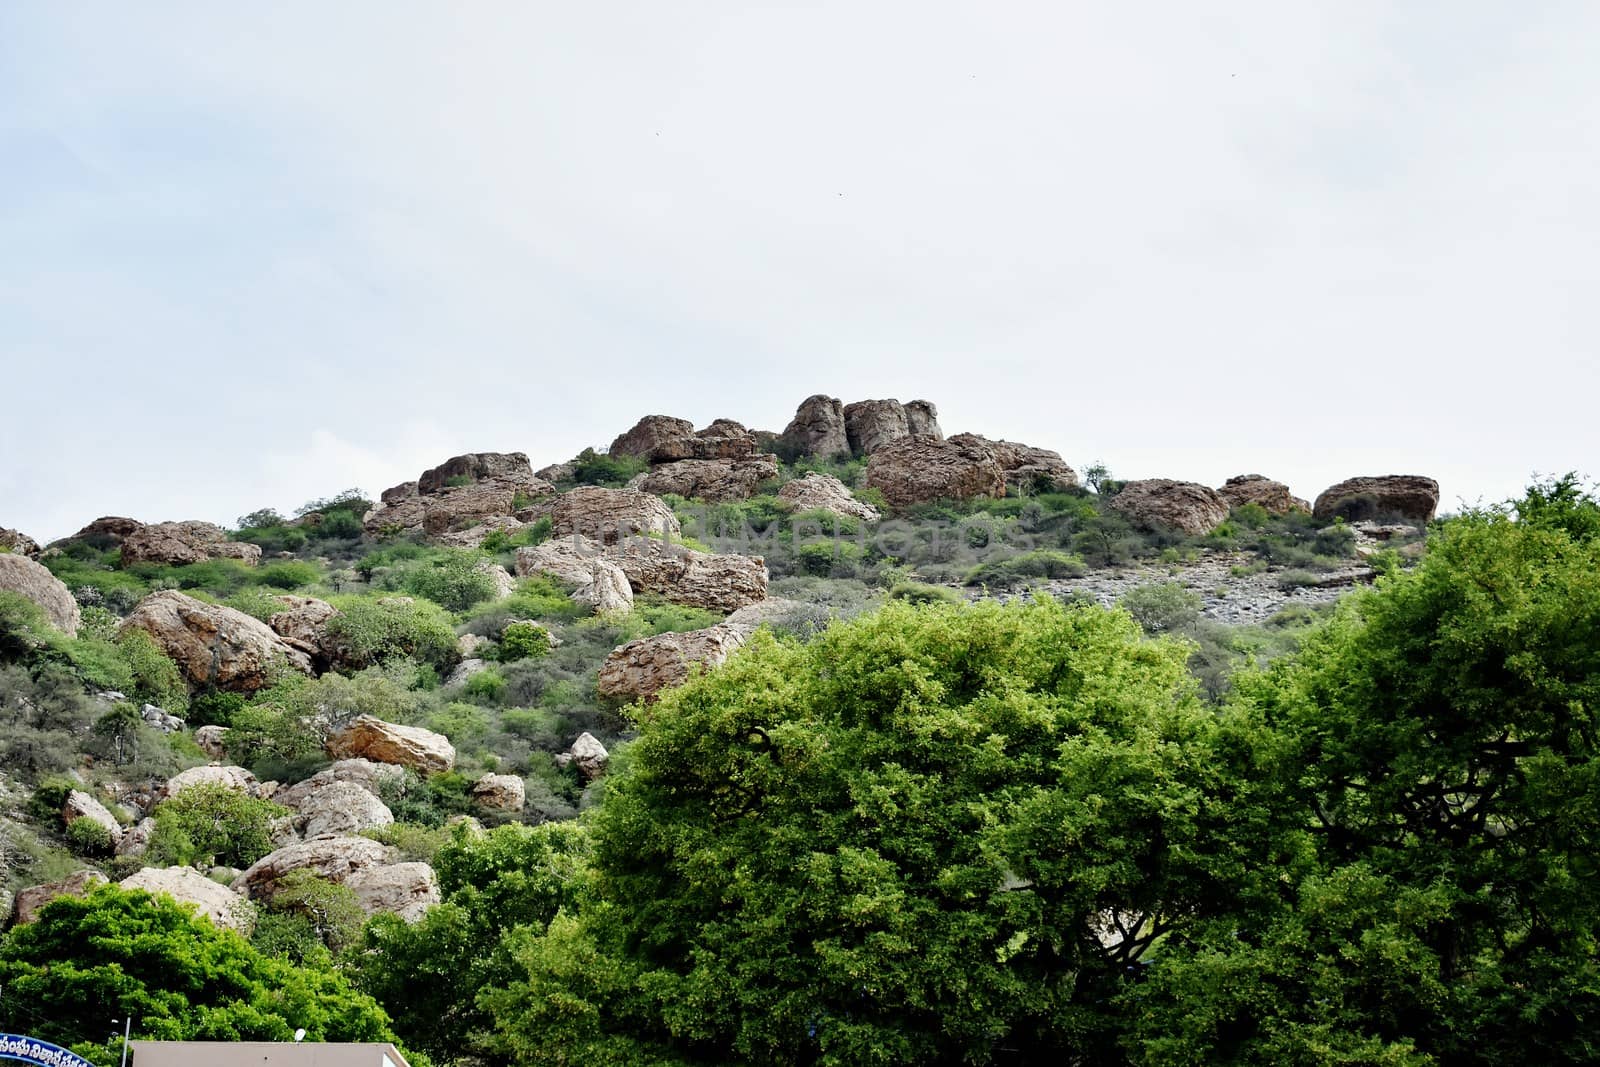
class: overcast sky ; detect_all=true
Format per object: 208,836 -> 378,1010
3,3 -> 1596,541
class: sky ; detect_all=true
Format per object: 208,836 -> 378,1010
2,2 -> 1596,542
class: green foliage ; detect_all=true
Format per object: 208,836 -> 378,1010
463,667 -> 508,702
886,581 -> 964,606
148,782 -> 288,868
264,869 -> 366,953
65,817 -> 114,857
569,448 -> 648,488
964,548 -> 1086,588
1119,581 -> 1203,635
0,884 -> 397,1060
497,621 -> 553,662
399,549 -> 498,612
223,703 -> 322,773
187,687 -> 246,728
324,594 -> 459,671
114,628 -> 189,713
256,560 -> 320,590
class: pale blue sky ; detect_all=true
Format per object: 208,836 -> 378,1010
3,2 -> 1596,540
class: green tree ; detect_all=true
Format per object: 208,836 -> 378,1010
483,599 -> 1272,1064
147,782 -> 288,869
0,884 -> 400,1065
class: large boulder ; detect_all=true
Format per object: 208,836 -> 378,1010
779,395 -> 850,459
564,733 -> 609,781
232,835 -> 390,899
863,435 -> 1007,508
549,487 -> 680,545
194,725 -> 229,761
598,623 -> 750,704
1108,479 -> 1231,536
610,538 -> 769,613
11,870 -> 107,925
363,483 -> 426,537
0,553 -> 80,636
1313,475 -> 1440,523
947,434 -> 1078,494
472,773 -> 525,811
272,759 -> 405,809
326,715 -> 455,774
290,780 -> 395,839
160,764 -> 260,800
120,866 -> 255,935
120,591 -> 312,691
62,790 -> 123,845
268,595 -> 339,668
609,416 -> 696,460
116,817 -> 157,859
904,400 -> 942,438
345,861 -> 440,922
843,399 -> 910,456
1218,474 -> 1310,515
417,452 -> 541,495
777,472 -> 881,521
636,455 -> 780,502
514,536 -> 634,615
0,527 -> 40,557
647,419 -> 760,463
119,521 -> 261,567
62,516 -> 142,549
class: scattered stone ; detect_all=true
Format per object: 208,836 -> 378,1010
779,395 -> 851,459
1312,475 -> 1440,523
345,861 -> 440,922
863,435 -> 1007,508
1217,475 -> 1309,515
0,553 -> 81,636
62,790 -> 123,844
11,870 -> 107,925
120,866 -> 255,935
776,472 -> 882,521
120,521 -> 262,567
472,773 -> 525,811
140,703 -> 185,734
326,715 -> 456,774
194,725 -> 229,761
609,416 -> 696,460
120,590 -> 312,691
1107,479 -> 1231,536
549,487 -> 680,545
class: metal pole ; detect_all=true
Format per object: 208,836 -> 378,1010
120,1016 -> 132,1067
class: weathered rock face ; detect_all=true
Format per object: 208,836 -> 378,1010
549,487 -> 680,545
1313,475 -> 1440,523
116,817 -> 157,858
417,452 -> 540,495
843,399 -> 911,456
1108,479 -> 1231,536
435,516 -> 529,550
947,434 -> 1079,494
363,484 -> 426,537
421,483 -> 516,536
514,536 -> 635,615
64,516 -> 143,549
272,759 -> 405,809
63,790 -> 123,844
11,870 -> 107,925
290,780 -> 395,839
472,773 -> 525,811
566,733 -> 609,780
477,561 -> 516,600
382,481 -> 419,505
637,455 -> 780,502
120,866 -> 255,934
120,521 -> 262,567
120,591 -> 313,692
535,460 -> 576,484
268,595 -> 339,668
345,861 -> 440,922
863,435 -> 1007,508
326,715 -> 455,775
647,419 -> 759,463
194,725 -> 229,761
0,553 -> 81,635
904,400 -> 942,438
1218,475 -> 1310,516
610,538 -> 769,613
141,703 -> 185,734
161,764 -> 261,800
232,836 -> 390,899
0,528 -> 40,557
779,395 -> 851,459
776,472 -> 882,521
598,624 -> 749,704
445,659 -> 489,687
609,416 -> 696,460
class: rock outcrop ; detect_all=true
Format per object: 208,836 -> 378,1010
62,790 -> 123,844
514,536 -> 634,615
290,780 -> 395,839
597,624 -> 750,704
0,528 -> 40,557
268,595 -> 339,668
140,703 -> 185,734
119,521 -> 261,567
272,759 -> 405,809
232,836 -> 390,899
365,452 -> 554,541
844,399 -> 910,456
63,516 -> 142,549
904,400 -> 942,438
472,773 -> 525,811
11,870 -> 107,925
160,764 -> 261,800
1312,475 -> 1440,523
417,452 -> 543,495
563,733 -> 609,781
1108,480 -> 1231,536
194,725 -> 229,761
0,553 -> 81,635
116,817 -> 157,858
549,487 -> 680,545
776,472 -> 881,521
610,539 -> 769,613
863,435 -> 1007,508
779,395 -> 851,459
637,455 -> 780,502
345,861 -> 440,922
120,866 -> 255,934
948,434 -> 1079,494
609,416 -> 695,460
1218,475 -> 1310,515
326,715 -> 455,774
120,591 -> 312,691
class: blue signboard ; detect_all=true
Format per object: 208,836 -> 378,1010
0,1034 -> 96,1067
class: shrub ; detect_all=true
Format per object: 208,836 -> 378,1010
399,550 -> 498,613
497,621 -> 553,662
463,668 -> 507,702
116,629 -> 190,713
1276,569 -> 1322,589
569,448 -> 647,488
263,869 -> 365,952
965,549 -> 1086,588
65,817 -> 114,858
325,595 -> 458,672
147,782 -> 288,868
886,581 -> 965,606
1119,581 -> 1204,635
257,561 -> 321,590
